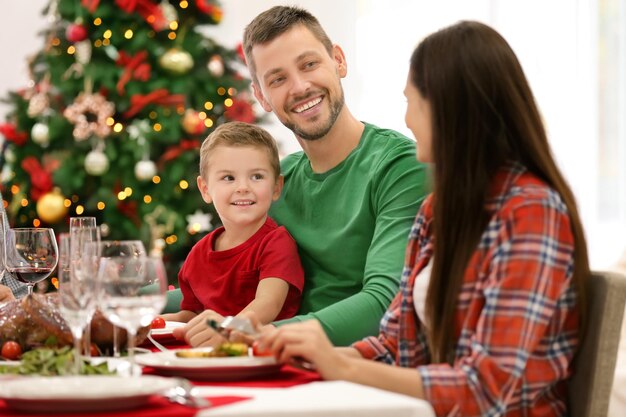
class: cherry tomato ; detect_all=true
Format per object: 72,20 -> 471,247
89,343 -> 100,357
1,341 -> 22,360
150,317 -> 166,329
252,340 -> 273,357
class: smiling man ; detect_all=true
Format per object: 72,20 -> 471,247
178,6 -> 429,346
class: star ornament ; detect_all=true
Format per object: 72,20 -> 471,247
186,209 -> 213,234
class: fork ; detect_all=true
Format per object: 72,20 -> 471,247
164,378 -> 211,408
147,332 -> 170,352
207,316 -> 258,338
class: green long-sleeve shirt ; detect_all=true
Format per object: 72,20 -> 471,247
271,123 -> 429,345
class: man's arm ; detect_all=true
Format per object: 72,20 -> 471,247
278,151 -> 429,345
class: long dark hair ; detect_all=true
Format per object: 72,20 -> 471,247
410,21 -> 589,363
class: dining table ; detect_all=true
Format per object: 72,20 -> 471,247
0,327 -> 436,417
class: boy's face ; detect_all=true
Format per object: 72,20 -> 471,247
197,145 -> 283,231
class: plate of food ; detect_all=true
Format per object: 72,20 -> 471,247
135,343 -> 282,381
149,319 -> 186,343
0,375 -> 178,413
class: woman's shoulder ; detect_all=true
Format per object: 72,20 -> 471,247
498,170 -> 568,217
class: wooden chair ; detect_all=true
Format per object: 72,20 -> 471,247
568,271 -> 626,417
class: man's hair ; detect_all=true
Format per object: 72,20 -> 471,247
199,121 -> 280,180
243,6 -> 333,83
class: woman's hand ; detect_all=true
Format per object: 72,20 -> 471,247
172,309 -> 226,347
0,285 -> 15,303
258,320 -> 352,380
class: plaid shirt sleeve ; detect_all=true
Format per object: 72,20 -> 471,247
1,272 -> 29,299
418,189 -> 579,417
1,196 -> 29,299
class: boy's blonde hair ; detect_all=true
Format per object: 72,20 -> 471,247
199,121 -> 280,180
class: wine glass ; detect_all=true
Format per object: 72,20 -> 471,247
97,240 -> 145,358
69,217 -> 99,358
4,228 -> 58,296
57,233 -> 99,374
69,216 -> 97,231
97,241 -> 167,376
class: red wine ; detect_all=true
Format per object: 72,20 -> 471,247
6,267 -> 53,284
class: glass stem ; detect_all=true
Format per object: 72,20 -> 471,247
71,328 -> 83,375
112,325 -> 120,358
83,324 -> 91,358
127,329 -> 138,377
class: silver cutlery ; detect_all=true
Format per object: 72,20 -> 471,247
207,316 -> 258,337
163,378 -> 211,408
147,332 -> 170,353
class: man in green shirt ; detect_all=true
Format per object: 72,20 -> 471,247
175,6 -> 428,346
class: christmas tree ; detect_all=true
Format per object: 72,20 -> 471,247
0,0 -> 261,281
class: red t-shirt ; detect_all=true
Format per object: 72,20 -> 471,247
178,217 -> 304,320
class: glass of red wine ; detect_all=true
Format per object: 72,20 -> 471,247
4,228 -> 59,296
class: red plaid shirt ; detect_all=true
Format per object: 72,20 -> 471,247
353,163 -> 580,417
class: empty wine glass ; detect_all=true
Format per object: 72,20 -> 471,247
97,240 -> 146,358
69,217 -> 99,358
97,241 -> 167,376
58,233 -> 99,374
4,228 -> 58,296
69,216 -> 97,231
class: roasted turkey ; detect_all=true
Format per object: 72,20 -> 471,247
0,293 -> 148,351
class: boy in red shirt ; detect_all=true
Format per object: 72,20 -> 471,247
162,122 -> 304,338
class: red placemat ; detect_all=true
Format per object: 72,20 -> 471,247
141,364 -> 321,388
0,395 -> 250,417
194,365 -> 322,388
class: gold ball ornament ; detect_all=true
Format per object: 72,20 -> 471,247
159,48 -> 194,74
181,109 -> 206,135
36,190 -> 68,224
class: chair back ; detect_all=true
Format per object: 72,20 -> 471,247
568,271 -> 626,417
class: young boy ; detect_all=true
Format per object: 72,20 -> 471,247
162,122 -> 304,327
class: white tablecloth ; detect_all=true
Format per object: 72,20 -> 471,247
195,380 -> 435,417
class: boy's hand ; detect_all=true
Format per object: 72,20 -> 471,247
174,309 -> 227,347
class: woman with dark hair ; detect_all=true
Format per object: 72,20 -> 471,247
258,20 -> 589,416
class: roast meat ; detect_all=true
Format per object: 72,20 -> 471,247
0,293 -> 148,351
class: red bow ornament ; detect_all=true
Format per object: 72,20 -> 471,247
116,51 -> 151,95
21,157 -> 53,201
123,88 -> 185,119
0,123 -> 28,146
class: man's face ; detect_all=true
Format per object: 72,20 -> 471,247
250,25 -> 347,141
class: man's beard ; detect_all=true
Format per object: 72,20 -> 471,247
282,88 -> 345,141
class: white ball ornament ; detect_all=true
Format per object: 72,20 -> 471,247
134,159 -> 157,181
31,123 -> 50,146
4,148 -> 16,163
100,223 -> 110,237
84,149 -> 109,176
208,55 -> 224,77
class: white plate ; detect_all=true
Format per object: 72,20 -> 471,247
0,375 -> 178,413
136,348 -> 282,381
149,321 -> 186,342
